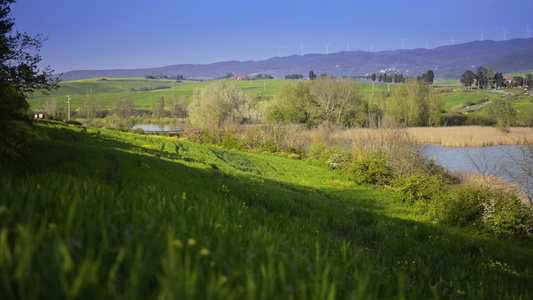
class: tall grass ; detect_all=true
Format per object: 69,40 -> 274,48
405,126 -> 533,147
2,120 -> 533,299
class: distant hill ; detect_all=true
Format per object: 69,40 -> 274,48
60,38 -> 533,81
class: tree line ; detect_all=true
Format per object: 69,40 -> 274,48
185,76 -> 444,129
370,70 -> 434,85
461,67 -> 533,89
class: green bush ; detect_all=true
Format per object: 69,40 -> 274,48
433,185 -> 485,226
0,120 -> 39,160
343,152 -> 392,185
480,192 -> 533,238
318,147 -> 350,169
391,174 -> 445,204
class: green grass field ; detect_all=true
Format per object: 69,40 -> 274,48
27,78 -> 533,119
27,78 -> 294,110
1,121 -> 533,299
441,90 -> 504,111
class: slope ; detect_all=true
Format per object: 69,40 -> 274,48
1,121 -> 532,299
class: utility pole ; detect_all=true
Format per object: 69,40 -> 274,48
66,95 -> 71,121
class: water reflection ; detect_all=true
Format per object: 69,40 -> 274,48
131,124 -> 184,132
422,145 -> 533,198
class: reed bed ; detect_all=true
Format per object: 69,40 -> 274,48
405,126 -> 533,147
315,126 -> 533,147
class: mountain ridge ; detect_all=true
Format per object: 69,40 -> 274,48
59,38 -> 533,81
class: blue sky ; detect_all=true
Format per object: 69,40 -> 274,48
10,0 -> 533,73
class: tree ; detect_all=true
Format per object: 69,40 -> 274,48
371,73 -> 376,82
483,99 -> 516,128
0,0 -> 58,159
425,70 -> 435,85
0,0 -> 58,94
153,97 -> 166,119
460,70 -> 475,88
309,70 -> 316,80
514,76 -> 524,87
78,95 -> 95,118
525,73 -> 533,88
475,67 -> 488,89
389,78 -> 444,126
309,77 -> 364,125
111,99 -> 135,119
494,72 -> 505,88
43,99 -> 61,119
266,82 -> 312,124
486,67 -> 495,89
267,78 -> 365,127
188,82 -> 260,127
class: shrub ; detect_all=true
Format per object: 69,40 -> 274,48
433,185 -> 485,226
391,174 -> 445,204
344,152 -> 392,185
65,120 -> 83,126
480,191 -> 533,238
317,147 -> 350,169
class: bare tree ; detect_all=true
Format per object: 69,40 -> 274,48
499,139 -> 533,205
43,99 -> 61,119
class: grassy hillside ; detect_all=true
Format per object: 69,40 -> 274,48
1,121 -> 533,299
27,79 -> 293,110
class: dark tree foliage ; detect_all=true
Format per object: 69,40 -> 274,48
0,0 -> 59,94
0,0 -> 59,159
285,74 -> 303,80
475,67 -> 488,89
460,70 -> 475,88
417,70 -> 434,85
494,72 -> 505,88
371,73 -> 376,82
525,74 -> 533,88
309,70 -> 316,80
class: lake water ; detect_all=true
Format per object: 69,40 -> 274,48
422,145 -> 533,198
131,124 -> 184,132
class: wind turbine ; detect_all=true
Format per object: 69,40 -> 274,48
324,43 -> 331,55
526,25 -> 533,39
501,27 -> 510,41
276,45 -> 284,58
299,42 -> 307,56
399,38 -> 406,50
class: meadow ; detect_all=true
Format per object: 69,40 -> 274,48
28,78 -> 533,115
27,78 -> 293,110
1,121 -> 533,299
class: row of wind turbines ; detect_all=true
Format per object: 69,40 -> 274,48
277,25 -> 533,58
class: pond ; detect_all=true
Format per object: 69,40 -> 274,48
422,145 -> 533,199
131,124 -> 184,132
